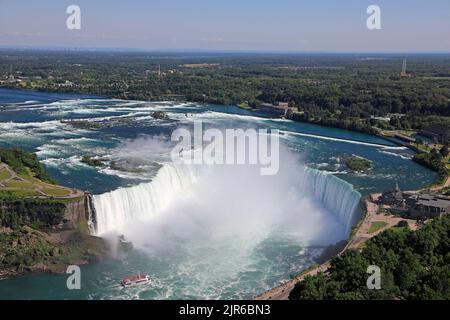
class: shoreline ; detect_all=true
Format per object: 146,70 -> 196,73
254,194 -> 423,300
255,172 -> 450,300
0,85 -> 424,151
0,87 -> 444,296
0,85 -> 424,154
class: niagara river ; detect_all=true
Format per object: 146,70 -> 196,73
0,88 -> 437,299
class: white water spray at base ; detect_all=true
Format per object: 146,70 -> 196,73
93,159 -> 361,238
93,164 -> 198,235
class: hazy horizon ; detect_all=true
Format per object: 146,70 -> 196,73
2,46 -> 450,55
1,0 -> 449,53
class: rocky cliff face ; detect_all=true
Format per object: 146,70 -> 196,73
0,152 -> 106,278
0,194 -> 97,234
0,194 -> 107,279
63,197 -> 86,229
62,194 -> 97,233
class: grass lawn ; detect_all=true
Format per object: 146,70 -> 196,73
4,178 -> 35,189
0,163 -> 75,199
368,221 -> 388,234
0,169 -> 12,181
29,177 -> 53,186
0,176 -> 72,198
0,188 -> 40,197
392,226 -> 410,234
42,187 -> 71,197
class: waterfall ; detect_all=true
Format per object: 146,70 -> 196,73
302,168 -> 362,233
85,193 -> 98,235
93,164 -> 198,235
93,163 -> 361,236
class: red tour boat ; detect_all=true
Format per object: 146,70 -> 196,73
121,273 -> 151,287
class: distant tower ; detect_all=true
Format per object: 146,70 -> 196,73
400,58 -> 410,77
157,64 -> 161,77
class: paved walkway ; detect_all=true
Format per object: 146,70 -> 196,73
429,175 -> 450,191
345,195 -> 418,251
254,262 -> 330,300
0,162 -> 84,199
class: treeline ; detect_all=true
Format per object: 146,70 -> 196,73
1,51 -> 449,132
289,215 -> 450,300
0,227 -> 58,270
0,147 -> 55,184
0,197 -> 66,229
413,147 -> 449,182
291,112 -> 379,135
0,147 -> 66,228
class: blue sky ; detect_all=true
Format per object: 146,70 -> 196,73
0,0 -> 449,52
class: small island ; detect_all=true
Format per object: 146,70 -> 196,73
81,155 -> 105,167
61,120 -> 102,130
345,156 -> 372,172
80,156 -> 147,174
109,161 -> 146,174
151,111 -> 169,120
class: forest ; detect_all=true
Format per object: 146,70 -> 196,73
0,147 -> 55,184
289,215 -> 450,300
1,50 -> 449,133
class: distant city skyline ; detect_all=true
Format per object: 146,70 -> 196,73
1,0 -> 449,53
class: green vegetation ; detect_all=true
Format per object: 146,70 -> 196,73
396,220 -> 410,228
0,198 -> 108,276
4,178 -> 34,189
0,197 -> 66,229
0,226 -> 58,271
313,240 -> 348,265
1,51 -> 449,136
81,155 -> 105,167
61,120 -> 101,130
0,148 -> 81,229
237,102 -> 252,110
368,221 -> 388,233
0,227 -> 108,274
0,148 -> 108,276
0,148 -> 75,198
41,186 -> 71,197
345,156 -> 372,172
0,189 -> 40,198
289,214 -> 450,300
0,147 -> 55,184
82,156 -> 146,174
151,111 -> 169,120
0,168 -> 11,181
109,161 -> 146,174
413,149 -> 449,182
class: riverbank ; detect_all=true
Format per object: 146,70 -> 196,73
0,149 -> 109,279
0,87 -> 441,298
0,227 -> 108,280
255,170 -> 450,300
254,195 -> 420,300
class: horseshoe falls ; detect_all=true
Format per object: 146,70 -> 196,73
0,88 -> 436,300
302,168 -> 362,233
93,163 -> 362,237
93,164 -> 199,235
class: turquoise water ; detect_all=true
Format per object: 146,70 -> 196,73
0,88 -> 436,300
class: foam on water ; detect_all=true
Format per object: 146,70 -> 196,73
0,89 -> 439,299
